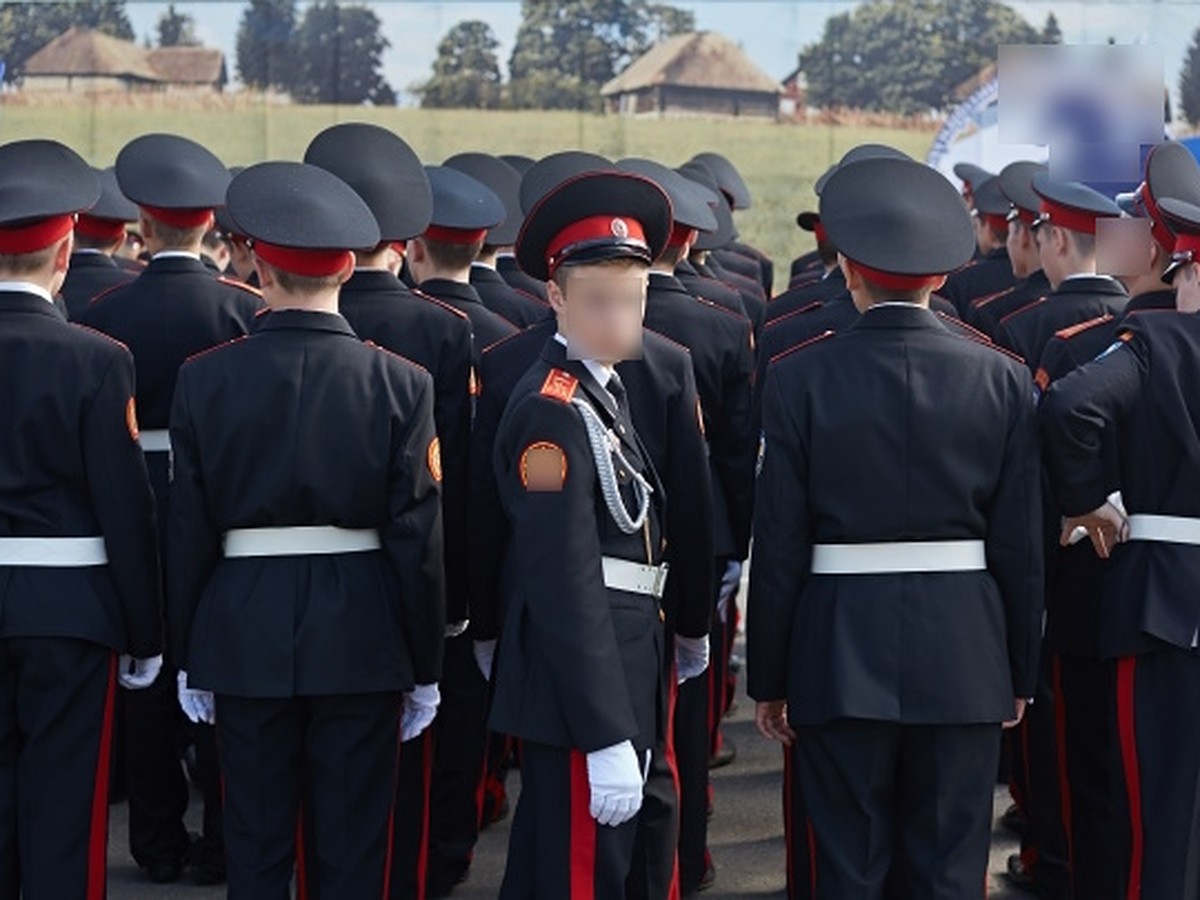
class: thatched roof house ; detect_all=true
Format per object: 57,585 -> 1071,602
601,31 -> 781,119
20,27 -> 226,93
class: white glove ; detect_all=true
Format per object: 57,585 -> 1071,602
675,634 -> 710,684
177,670 -> 215,725
716,559 -> 743,624
586,739 -> 644,827
401,683 -> 440,742
474,639 -> 497,682
118,653 -> 163,690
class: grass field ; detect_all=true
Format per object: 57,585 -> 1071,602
0,102 -> 936,278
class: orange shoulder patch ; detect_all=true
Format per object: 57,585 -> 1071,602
1034,368 -> 1050,393
125,397 -> 140,442
539,368 -> 578,404
427,437 -> 443,483
520,442 -> 567,492
469,367 -> 481,398
696,396 -> 706,438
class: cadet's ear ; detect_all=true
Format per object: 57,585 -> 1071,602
546,272 -> 566,313
52,233 -> 73,275
838,255 -> 860,290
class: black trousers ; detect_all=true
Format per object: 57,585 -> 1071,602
427,633 -> 489,893
388,726 -> 433,900
217,690 -> 402,900
1111,643 -> 1200,900
124,662 -> 224,868
794,719 -> 1001,900
0,638 -> 115,900
500,741 -> 640,899
674,672 -> 709,893
1055,654 -> 1121,899
627,670 -> 679,900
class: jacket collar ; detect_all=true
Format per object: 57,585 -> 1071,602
851,302 -> 948,332
419,277 -> 484,307
0,288 -> 67,322
254,308 -> 358,338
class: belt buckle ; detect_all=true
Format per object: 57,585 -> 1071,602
651,563 -> 669,599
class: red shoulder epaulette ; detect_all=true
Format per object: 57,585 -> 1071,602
365,340 -> 429,375
481,326 -> 528,356
539,368 -> 579,404
218,276 -> 263,298
934,311 -> 990,342
642,325 -> 691,354
1054,314 -> 1113,341
183,334 -> 249,364
768,329 -> 835,365
970,285 -> 1014,311
412,287 -> 470,321
998,295 -> 1049,326
763,301 -> 822,329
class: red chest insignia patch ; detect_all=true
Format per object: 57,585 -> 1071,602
539,368 -> 578,404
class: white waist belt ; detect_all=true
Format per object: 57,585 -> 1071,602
1127,514 -> 1200,546
602,557 -> 669,599
0,536 -> 108,567
138,430 -> 172,453
223,526 -> 382,558
811,540 -> 987,575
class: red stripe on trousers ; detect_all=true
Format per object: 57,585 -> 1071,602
296,806 -> 309,900
569,749 -> 596,900
415,727 -> 434,899
1052,656 -> 1075,871
86,654 -> 117,900
381,716 -> 404,900
665,668 -> 681,900
1116,657 -> 1143,900
806,818 -> 817,897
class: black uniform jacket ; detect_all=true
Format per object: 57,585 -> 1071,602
489,337 -> 665,754
60,252 -> 136,321
339,268 -> 474,625
645,272 -> 755,561
0,289 -> 161,656
940,245 -> 1017,317
470,263 -> 550,329
749,304 -> 1044,726
1042,309 -> 1200,657
166,311 -> 445,698
967,269 -> 1051,337
469,319 -> 712,644
995,275 -> 1128,371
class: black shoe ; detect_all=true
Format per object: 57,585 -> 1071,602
697,858 -> 717,892
728,653 -> 744,673
1000,803 -> 1027,837
426,864 -> 470,899
144,860 -> 184,884
1001,853 -> 1067,899
708,738 -> 736,769
186,833 -> 226,886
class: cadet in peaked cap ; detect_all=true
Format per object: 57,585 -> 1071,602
303,123 -> 479,900
77,132 -> 262,887
953,160 -> 995,208
494,169 -> 683,897
993,174 -> 1126,369
168,160 -> 443,898
445,152 -> 550,327
60,166 -> 140,319
750,154 -> 1042,900
967,161 -> 1052,335
411,165 -> 516,354
0,138 -> 163,898
940,175 -> 1019,316
688,152 -> 773,296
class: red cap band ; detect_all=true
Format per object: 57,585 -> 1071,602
848,259 -> 944,292
253,241 -> 353,277
1138,182 -> 1177,253
0,214 -> 75,254
141,205 -> 215,229
983,212 -> 1009,234
423,225 -> 488,245
1174,232 -> 1200,258
813,221 -> 828,243
546,215 -> 648,275
667,222 -> 698,248
1038,198 -> 1112,235
75,215 -> 127,243
1015,208 -> 1037,226
390,241 -> 407,254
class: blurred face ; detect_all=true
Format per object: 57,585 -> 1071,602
549,260 -> 647,365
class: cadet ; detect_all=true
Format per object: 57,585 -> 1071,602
1040,193 -> 1200,900
303,121 -> 475,900
77,132 -> 262,885
994,175 -> 1128,368
491,170 -> 676,897
166,161 -> 445,898
749,155 -> 1043,899
0,139 -> 162,898
411,166 -> 518,356
61,166 -> 138,319
444,152 -> 551,328
940,174 -> 1019,316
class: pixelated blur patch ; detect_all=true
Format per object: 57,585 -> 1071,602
126,397 -> 140,442
427,437 -> 443,483
1096,217 -> 1153,278
998,44 -> 1164,183
520,442 -> 567,492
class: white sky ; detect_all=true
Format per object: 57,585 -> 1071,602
119,1 -> 1195,111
